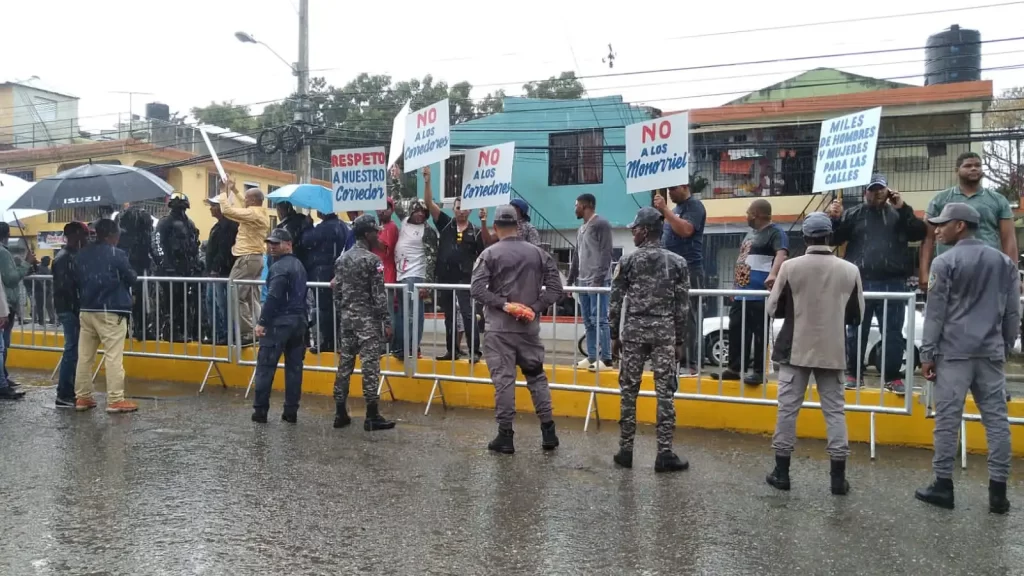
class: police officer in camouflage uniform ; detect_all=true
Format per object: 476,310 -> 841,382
332,214 -> 396,432
609,207 -> 690,473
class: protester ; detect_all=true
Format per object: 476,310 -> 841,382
204,197 -> 238,345
251,228 -> 308,424
0,222 -> 34,388
73,219 -> 138,413
471,204 -> 563,454
51,222 -> 89,408
217,180 -> 271,345
301,210 -> 352,354
156,192 -> 202,341
505,198 -> 541,246
423,169 -> 489,361
0,269 -> 17,400
31,255 -> 54,326
116,203 -> 157,338
654,184 -> 707,376
609,207 -> 690,473
915,203 -> 1017,514
332,214 -> 396,431
830,174 -> 926,394
569,193 -> 614,371
374,198 -> 401,351
765,212 -> 863,495
275,201 -> 314,268
393,179 -> 437,360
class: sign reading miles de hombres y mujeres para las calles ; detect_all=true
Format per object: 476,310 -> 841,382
624,112 -> 689,194
332,146 -> 388,212
812,107 -> 882,193
459,142 -> 516,210
403,99 -> 451,172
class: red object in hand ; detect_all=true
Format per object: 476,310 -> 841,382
505,303 -> 535,323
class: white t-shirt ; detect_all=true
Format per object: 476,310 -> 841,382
396,219 -> 427,281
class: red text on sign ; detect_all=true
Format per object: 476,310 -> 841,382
478,148 -> 501,167
332,151 -> 386,167
416,107 -> 438,128
641,121 -> 672,144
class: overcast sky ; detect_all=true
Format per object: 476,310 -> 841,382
3,0 -> 1024,132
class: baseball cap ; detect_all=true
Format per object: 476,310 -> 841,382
509,198 -> 530,222
494,205 -> 518,225
409,199 -> 428,214
802,212 -> 833,238
266,228 -> 293,244
926,202 -> 980,226
867,174 -> 887,190
205,196 -> 221,205
628,206 -> 662,230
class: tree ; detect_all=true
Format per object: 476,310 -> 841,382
983,87 -> 1024,203
190,101 -> 258,133
522,71 -> 587,100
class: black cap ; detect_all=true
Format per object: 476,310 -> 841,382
351,214 -> 380,238
266,228 -> 293,244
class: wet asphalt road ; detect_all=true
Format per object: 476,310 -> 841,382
2,369 -> 1024,575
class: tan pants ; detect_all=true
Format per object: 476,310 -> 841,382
75,311 -> 128,403
231,254 -> 264,336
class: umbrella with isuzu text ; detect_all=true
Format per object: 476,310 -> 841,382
266,183 -> 334,214
10,163 -> 174,212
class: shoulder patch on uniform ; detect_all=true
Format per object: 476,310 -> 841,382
927,272 -> 936,291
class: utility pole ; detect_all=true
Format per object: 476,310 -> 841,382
296,0 -> 311,184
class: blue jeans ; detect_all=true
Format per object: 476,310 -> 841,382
393,277 -> 425,356
57,312 -> 80,401
846,279 -> 907,381
579,281 -> 611,362
204,283 -> 229,343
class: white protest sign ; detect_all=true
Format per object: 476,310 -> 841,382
812,107 -> 882,193
387,100 -> 411,169
198,126 -> 227,183
331,146 -> 388,212
459,142 -> 516,210
403,99 -> 451,172
625,112 -> 689,194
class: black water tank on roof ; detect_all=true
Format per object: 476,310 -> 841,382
925,25 -> 982,86
145,102 -> 170,122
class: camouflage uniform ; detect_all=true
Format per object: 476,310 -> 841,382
610,210 -> 690,454
332,239 -> 391,405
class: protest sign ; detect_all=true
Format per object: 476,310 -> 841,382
403,99 -> 451,172
388,100 -> 411,169
198,127 -> 227,183
331,146 -> 388,212
812,107 -> 882,193
459,142 -> 516,210
625,112 -> 689,194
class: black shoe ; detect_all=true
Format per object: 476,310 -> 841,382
363,402 -> 396,431
281,411 -> 297,424
470,352 -> 482,363
743,373 -> 765,386
7,379 -> 19,388
333,403 -> 352,429
0,387 -> 25,400
654,451 -> 689,473
990,480 -> 1011,515
766,455 -> 791,491
55,397 -> 76,409
251,410 -> 268,424
613,449 -> 633,469
488,427 -> 515,454
435,351 -> 457,361
540,421 -> 559,451
712,369 -> 741,380
830,459 -> 850,495
915,477 -> 955,509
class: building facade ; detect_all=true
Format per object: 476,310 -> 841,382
0,80 -> 80,150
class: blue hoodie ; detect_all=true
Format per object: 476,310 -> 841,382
75,242 -> 137,315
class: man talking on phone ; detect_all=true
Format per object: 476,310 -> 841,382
829,174 -> 926,395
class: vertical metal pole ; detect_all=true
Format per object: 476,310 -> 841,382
296,0 -> 311,184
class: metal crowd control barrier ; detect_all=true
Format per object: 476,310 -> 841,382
231,279 -> 409,399
15,275 -> 234,392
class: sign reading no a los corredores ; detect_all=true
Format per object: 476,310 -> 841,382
459,142 -> 516,210
625,112 -> 689,194
332,146 -> 388,212
403,99 -> 451,172
812,107 -> 882,193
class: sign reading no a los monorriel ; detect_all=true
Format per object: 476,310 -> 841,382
403,99 -> 451,172
625,112 -> 689,194
812,107 -> 882,193
331,146 -> 388,212
459,142 -> 516,210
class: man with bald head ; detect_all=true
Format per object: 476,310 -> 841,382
217,179 -> 271,343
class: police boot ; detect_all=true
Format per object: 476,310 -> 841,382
766,455 -> 791,491
363,402 -> 396,431
830,459 -> 850,495
333,402 -> 352,429
990,480 -> 1011,515
281,410 -> 297,424
915,477 -> 955,510
654,451 -> 689,473
613,449 -> 633,469
488,426 -> 515,455
251,409 -> 268,424
540,421 -> 559,451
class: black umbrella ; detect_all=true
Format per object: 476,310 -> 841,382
10,163 -> 174,211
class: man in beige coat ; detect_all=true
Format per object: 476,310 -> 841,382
765,212 -> 864,495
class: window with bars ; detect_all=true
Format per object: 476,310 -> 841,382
444,155 -> 464,200
33,97 -> 58,122
548,129 -> 604,186
208,173 -> 220,198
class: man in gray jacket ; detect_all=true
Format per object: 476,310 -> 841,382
569,193 -> 614,371
765,212 -> 864,495
915,203 -> 1017,514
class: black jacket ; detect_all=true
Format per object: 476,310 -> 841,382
278,213 -> 314,268
300,215 -> 352,273
259,253 -> 308,325
206,218 -> 239,276
832,202 -> 927,281
116,207 -> 156,273
156,210 -> 200,275
76,243 -> 136,315
52,249 -> 79,315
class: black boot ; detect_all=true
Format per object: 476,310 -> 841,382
540,421 -> 559,451
613,449 -> 633,469
830,459 -> 850,495
251,409 -> 268,424
766,455 -> 791,491
333,402 -> 352,429
363,402 -> 396,431
281,411 -> 297,424
990,480 -> 1011,515
654,451 -> 689,473
915,477 -> 955,510
488,426 -> 515,454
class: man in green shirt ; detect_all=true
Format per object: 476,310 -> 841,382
920,151 -> 1018,291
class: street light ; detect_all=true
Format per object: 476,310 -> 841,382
234,31 -> 297,75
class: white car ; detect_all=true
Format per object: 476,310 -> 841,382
701,306 -> 924,370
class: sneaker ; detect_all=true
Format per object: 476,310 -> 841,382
576,358 -> 593,370
75,397 -> 97,411
845,376 -> 863,390
711,369 -> 741,381
589,360 -> 613,372
55,397 -> 76,409
885,379 -> 906,396
106,400 -> 138,413
0,387 -> 25,401
678,366 -> 699,377
743,373 -> 765,386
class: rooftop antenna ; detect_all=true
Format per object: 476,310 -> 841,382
602,44 -> 617,69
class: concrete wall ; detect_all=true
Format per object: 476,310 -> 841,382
2,85 -> 79,148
